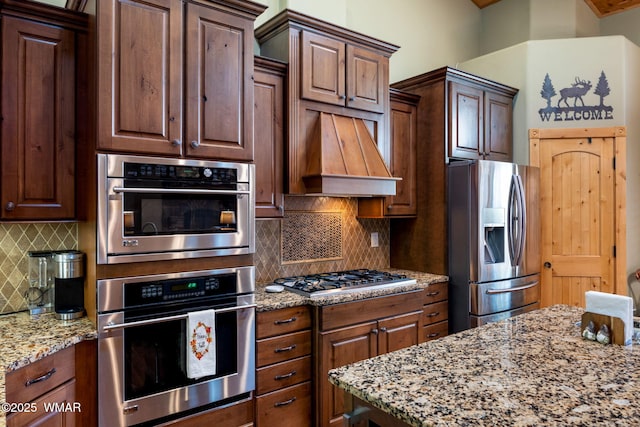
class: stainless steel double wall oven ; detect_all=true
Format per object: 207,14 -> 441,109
96,154 -> 256,426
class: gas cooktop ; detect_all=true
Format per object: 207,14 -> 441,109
272,269 -> 416,298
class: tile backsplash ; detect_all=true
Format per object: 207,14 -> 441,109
255,196 -> 390,284
0,196 -> 388,313
0,223 -> 77,314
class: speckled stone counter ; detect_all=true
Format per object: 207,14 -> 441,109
255,269 -> 448,311
0,312 -> 97,427
329,305 -> 640,427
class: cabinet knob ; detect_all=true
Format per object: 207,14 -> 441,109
348,96 -> 355,101
339,95 -> 346,100
277,205 -> 284,214
380,327 -> 387,333
171,139 -> 181,146
190,140 -> 200,149
4,201 -> 15,211
371,328 -> 379,335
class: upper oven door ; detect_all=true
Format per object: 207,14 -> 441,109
97,154 -> 255,264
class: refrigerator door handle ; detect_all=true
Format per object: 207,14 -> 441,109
485,280 -> 538,294
508,175 -> 527,267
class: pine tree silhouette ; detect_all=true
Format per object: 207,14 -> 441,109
594,71 -> 610,107
540,73 -> 556,108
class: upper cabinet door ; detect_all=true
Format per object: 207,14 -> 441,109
1,16 -> 76,220
448,81 -> 483,160
301,31 -> 346,107
97,0 -> 183,155
346,45 -> 387,113
184,2 -> 255,161
484,91 -> 513,162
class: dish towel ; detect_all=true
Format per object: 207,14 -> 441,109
187,309 -> 217,379
585,291 -> 634,345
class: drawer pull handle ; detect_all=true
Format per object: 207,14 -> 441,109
274,397 -> 297,407
426,291 -> 440,297
25,368 -> 56,387
427,332 -> 440,338
274,316 -> 297,325
274,344 -> 297,353
274,370 -> 297,380
427,311 -> 440,317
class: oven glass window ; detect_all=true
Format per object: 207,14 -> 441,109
123,192 -> 238,236
124,311 -> 237,400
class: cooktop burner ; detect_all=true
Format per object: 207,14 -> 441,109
272,269 -> 416,297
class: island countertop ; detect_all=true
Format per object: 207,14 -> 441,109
329,305 -> 640,426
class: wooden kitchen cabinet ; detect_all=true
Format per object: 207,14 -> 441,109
358,88 -> 420,218
301,31 -> 386,113
420,282 -> 449,342
97,0 -> 265,160
256,10 -> 398,194
255,306 -> 312,427
156,397 -> 254,427
0,2 -> 87,220
315,291 -> 423,427
449,80 -> 515,162
390,67 -> 517,275
254,56 -> 286,218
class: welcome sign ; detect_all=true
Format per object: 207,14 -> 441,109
538,71 -> 614,122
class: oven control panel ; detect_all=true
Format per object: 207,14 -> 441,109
125,274 -> 236,306
124,162 -> 237,184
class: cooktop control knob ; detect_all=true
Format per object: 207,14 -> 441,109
203,168 -> 212,178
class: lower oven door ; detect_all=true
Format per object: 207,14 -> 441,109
470,274 -> 540,317
97,295 -> 255,427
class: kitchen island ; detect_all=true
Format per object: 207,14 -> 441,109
329,305 -> 640,426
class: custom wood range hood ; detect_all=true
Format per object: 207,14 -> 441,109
302,112 -> 400,197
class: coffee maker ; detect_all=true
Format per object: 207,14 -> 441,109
53,250 -> 85,320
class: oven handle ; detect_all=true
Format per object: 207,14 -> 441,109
102,304 -> 257,332
485,281 -> 538,295
112,187 -> 251,196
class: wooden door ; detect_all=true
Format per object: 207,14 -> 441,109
254,58 -> 285,218
345,45 -> 387,113
529,127 -> 627,307
301,31 -> 346,107
318,322 -> 377,427
448,81 -> 483,160
484,91 -> 513,162
97,0 -> 183,155
377,311 -> 421,354
1,16 -> 76,219
184,2 -> 255,161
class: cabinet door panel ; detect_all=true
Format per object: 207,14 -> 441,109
301,31 -> 345,107
378,311 -> 421,354
97,0 -> 182,155
6,379 -> 76,427
449,81 -> 483,160
484,91 -> 513,161
184,3 -> 254,160
254,64 -> 285,218
1,16 -> 75,219
346,45 -> 386,113
319,322 -> 377,427
386,97 -> 417,215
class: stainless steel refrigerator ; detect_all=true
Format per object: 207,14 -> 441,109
447,160 -> 540,333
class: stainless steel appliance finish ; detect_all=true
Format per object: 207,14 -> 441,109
97,153 -> 255,264
448,160 -> 541,333
276,269 -> 417,298
97,266 -> 255,427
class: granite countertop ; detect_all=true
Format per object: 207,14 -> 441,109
329,305 -> 640,426
255,269 -> 448,311
0,312 -> 97,426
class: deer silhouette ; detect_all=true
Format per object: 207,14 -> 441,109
557,77 -> 592,107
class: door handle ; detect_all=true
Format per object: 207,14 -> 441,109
544,261 -> 552,269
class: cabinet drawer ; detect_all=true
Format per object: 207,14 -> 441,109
422,320 -> 448,342
423,282 -> 448,304
422,301 -> 448,326
5,346 -> 75,405
6,378 -> 76,427
257,330 -> 312,367
256,355 -> 311,395
256,381 -> 312,427
257,306 -> 311,339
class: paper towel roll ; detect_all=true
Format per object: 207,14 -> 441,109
585,291 -> 633,345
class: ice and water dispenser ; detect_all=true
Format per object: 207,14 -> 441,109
27,250 -> 85,319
